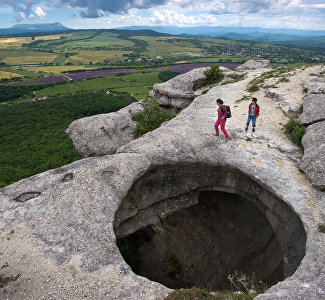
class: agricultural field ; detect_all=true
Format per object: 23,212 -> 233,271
132,36 -> 203,56
21,65 -> 96,74
66,50 -> 132,64
0,37 -> 33,48
0,70 -> 23,79
35,71 -> 163,100
2,52 -> 58,65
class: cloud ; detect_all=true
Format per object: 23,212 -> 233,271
34,6 -> 46,19
0,0 -> 35,21
57,0 -> 169,18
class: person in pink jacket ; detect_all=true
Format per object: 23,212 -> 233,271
215,98 -> 230,141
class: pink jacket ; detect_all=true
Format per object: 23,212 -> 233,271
218,105 -> 227,120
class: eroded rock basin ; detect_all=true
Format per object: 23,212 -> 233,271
114,164 -> 307,292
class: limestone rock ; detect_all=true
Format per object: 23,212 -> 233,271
266,88 -> 284,101
279,101 -> 301,118
299,94 -> 325,125
305,77 -> 325,94
300,120 -> 325,188
0,67 -> 324,300
262,78 -> 278,88
227,71 -> 244,79
310,66 -> 325,76
65,102 -> 142,157
149,67 -> 206,109
236,59 -> 272,70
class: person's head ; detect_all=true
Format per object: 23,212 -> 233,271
216,98 -> 223,107
252,97 -> 257,104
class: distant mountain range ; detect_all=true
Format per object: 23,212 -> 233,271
118,26 -> 325,49
0,22 -> 72,35
1,23 -> 325,49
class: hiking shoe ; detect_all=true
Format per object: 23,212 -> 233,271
245,126 -> 248,132
226,138 -> 230,142
252,128 -> 255,132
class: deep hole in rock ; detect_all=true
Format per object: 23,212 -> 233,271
114,164 -> 306,291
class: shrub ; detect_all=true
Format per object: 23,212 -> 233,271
158,71 -> 181,82
247,83 -> 259,92
318,223 -> 325,233
279,76 -> 289,83
201,89 -> 209,94
281,118 -> 306,147
165,271 -> 268,300
164,251 -> 182,279
132,98 -> 178,137
203,64 -> 224,85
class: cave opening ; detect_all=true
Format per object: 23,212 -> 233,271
114,164 -> 306,291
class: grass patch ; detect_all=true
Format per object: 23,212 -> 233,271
318,223 -> 325,233
281,118 -> 306,147
247,66 -> 295,92
165,271 -> 268,300
247,83 -> 259,92
236,95 -> 250,103
278,76 -> 289,83
132,98 -> 178,137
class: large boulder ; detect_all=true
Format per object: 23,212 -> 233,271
305,77 -> 325,94
279,101 -> 301,118
65,102 -> 142,157
149,67 -> 207,109
300,120 -> 325,188
236,59 -> 272,70
266,88 -> 284,101
299,94 -> 325,125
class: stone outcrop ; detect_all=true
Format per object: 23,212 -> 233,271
0,62 -> 324,300
149,67 -> 207,109
300,121 -> 325,189
65,102 -> 143,157
279,101 -> 301,118
236,59 -> 272,70
299,94 -> 325,125
304,77 -> 325,94
299,75 -> 325,187
266,88 -> 284,101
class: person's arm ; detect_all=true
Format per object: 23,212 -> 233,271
256,105 -> 260,117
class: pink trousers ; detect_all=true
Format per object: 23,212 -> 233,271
214,119 -> 229,139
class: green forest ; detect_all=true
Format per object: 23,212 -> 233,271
0,90 -> 136,187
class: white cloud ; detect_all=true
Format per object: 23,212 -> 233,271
19,11 -> 26,19
34,6 -> 46,18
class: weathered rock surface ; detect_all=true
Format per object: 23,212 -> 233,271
299,94 -> 325,125
266,88 -> 284,101
279,101 -> 301,118
65,102 -> 142,157
0,63 -> 324,300
149,67 -> 207,109
300,121 -> 325,189
262,78 -> 278,88
236,59 -> 272,70
305,77 -> 325,94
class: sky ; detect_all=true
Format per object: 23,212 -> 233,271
0,0 -> 324,30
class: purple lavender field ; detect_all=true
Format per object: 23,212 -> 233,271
35,62 -> 241,84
